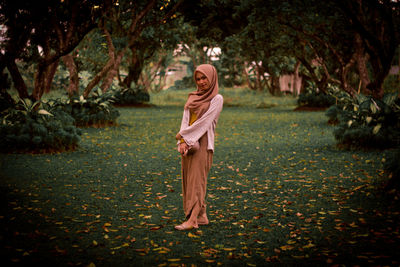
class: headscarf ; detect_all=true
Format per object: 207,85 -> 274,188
184,64 -> 219,119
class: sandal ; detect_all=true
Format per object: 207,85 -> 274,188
197,215 -> 209,225
174,221 -> 198,230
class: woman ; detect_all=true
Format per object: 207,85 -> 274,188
175,64 -> 223,230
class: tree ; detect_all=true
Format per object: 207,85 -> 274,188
179,0 -> 399,98
248,0 -> 400,98
177,0 -> 250,89
80,0 -> 183,98
337,0 -> 400,98
121,13 -> 183,92
273,0 -> 357,95
0,0 -> 103,100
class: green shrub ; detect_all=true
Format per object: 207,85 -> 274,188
113,84 -> 150,105
0,98 -> 81,153
325,105 -> 341,125
326,92 -> 400,149
49,88 -> 120,127
169,76 -> 193,90
297,91 -> 336,108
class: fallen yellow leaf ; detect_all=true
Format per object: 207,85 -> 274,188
188,232 -> 199,238
167,258 -> 181,262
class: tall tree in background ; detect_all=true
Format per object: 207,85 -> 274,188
337,0 -> 399,98
121,11 -> 182,92
271,0 -> 357,95
81,0 -> 183,98
178,0 -> 249,87
247,0 -> 400,98
180,0 -> 399,98
0,0 -> 103,100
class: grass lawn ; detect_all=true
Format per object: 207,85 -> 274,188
1,88 -> 399,266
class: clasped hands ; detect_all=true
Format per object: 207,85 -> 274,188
176,133 -> 189,156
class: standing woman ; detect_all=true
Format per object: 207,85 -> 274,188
175,64 -> 223,230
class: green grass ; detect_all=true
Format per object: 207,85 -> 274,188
150,87 -> 298,108
1,90 -> 399,266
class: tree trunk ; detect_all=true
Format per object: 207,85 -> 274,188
293,61 -> 301,96
297,57 -> 330,94
62,53 -> 80,97
83,26 -> 117,98
83,59 -> 114,98
123,64 -> 142,88
270,75 -> 280,95
337,0 -> 397,99
6,58 -> 29,99
44,59 -> 60,93
123,48 -> 143,88
255,62 -> 263,91
354,33 -> 371,95
339,53 -> 358,98
101,50 -> 125,92
32,41 -> 55,100
33,59 -> 62,100
141,53 -> 167,92
32,63 -> 47,100
243,62 -> 255,90
117,68 -> 123,85
262,65 -> 278,95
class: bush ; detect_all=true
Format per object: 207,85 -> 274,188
113,84 -> 150,105
169,76 -> 193,90
297,91 -> 336,108
325,105 -> 341,125
49,88 -> 120,127
0,98 -> 81,153
326,92 -> 400,149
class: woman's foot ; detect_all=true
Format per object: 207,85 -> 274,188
197,214 -> 209,225
174,221 -> 198,230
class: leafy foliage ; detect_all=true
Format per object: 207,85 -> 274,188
0,98 -> 81,153
50,89 -> 120,127
326,92 -> 400,149
167,60 -> 195,90
170,76 -> 194,91
298,90 -> 335,108
325,105 -> 341,125
113,84 -> 150,106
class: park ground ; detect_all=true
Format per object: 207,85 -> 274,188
1,89 -> 399,266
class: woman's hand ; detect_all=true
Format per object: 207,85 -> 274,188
178,142 -> 188,156
175,133 -> 182,140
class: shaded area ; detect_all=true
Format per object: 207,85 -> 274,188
0,106 -> 399,266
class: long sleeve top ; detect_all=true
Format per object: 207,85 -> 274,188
178,94 -> 223,152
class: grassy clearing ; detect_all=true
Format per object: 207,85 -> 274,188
150,87 -> 298,108
1,90 -> 399,266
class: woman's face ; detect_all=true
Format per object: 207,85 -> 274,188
195,71 -> 210,91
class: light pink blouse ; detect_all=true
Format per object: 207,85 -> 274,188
178,94 -> 223,151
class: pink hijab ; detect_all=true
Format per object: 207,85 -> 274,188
184,64 -> 219,119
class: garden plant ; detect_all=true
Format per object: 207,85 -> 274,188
0,98 -> 81,153
0,0 -> 399,265
1,90 -> 399,266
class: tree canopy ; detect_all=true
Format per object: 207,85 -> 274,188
0,0 -> 399,100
